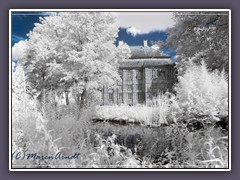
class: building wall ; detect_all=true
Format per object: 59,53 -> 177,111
102,64 -> 176,106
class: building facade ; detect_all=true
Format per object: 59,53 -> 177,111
102,41 -> 177,106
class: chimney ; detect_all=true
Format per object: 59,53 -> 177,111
143,40 -> 148,47
118,41 -> 124,46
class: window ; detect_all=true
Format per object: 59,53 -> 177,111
138,84 -> 143,91
128,93 -> 133,100
109,93 -> 114,102
119,93 -> 123,100
152,69 -> 158,79
168,70 -> 173,78
127,70 -> 132,81
118,85 -> 122,91
138,92 -> 143,103
127,84 -> 132,91
108,88 -> 114,102
119,70 -> 123,79
158,69 -> 166,78
136,70 -> 142,80
108,88 -> 114,93
118,93 -> 123,103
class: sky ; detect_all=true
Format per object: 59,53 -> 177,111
116,12 -> 175,34
11,11 -> 176,66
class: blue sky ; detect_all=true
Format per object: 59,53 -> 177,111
12,12 -> 46,45
116,27 -> 175,57
11,12 -> 176,60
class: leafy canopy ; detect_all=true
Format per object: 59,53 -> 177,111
166,11 -> 229,74
17,12 -> 130,105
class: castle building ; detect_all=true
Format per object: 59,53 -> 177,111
102,40 -> 176,106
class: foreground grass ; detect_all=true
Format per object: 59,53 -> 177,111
12,104 -> 229,168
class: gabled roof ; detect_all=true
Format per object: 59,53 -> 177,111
120,58 -> 174,69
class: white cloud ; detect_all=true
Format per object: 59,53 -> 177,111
12,35 -> 26,43
12,40 -> 28,61
117,12 -> 175,34
151,44 -> 160,50
42,12 -> 59,16
126,26 -> 141,36
12,61 -> 16,71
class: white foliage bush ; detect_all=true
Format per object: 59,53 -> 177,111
175,61 -> 228,118
150,92 -> 179,125
94,93 -> 178,126
12,65 -> 76,168
94,105 -> 154,125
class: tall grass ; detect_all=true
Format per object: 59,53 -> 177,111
94,93 -> 177,127
163,124 -> 228,168
94,104 -> 154,125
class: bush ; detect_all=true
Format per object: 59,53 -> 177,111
94,94 -> 178,127
150,92 -> 179,125
163,124 -> 228,168
174,61 -> 228,120
12,66 -> 76,168
94,104 -> 156,126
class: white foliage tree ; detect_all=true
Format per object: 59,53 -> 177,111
12,65 -> 76,168
12,65 -> 27,122
12,64 -> 36,153
167,11 -> 229,75
19,12 -> 131,108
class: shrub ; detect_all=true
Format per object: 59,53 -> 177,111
174,61 -> 228,120
163,124 -> 228,168
94,104 -> 156,126
94,95 -> 178,127
12,66 -> 76,168
150,92 -> 179,125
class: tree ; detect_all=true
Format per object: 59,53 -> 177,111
12,64 -> 27,122
166,11 -> 229,75
18,12 -> 131,108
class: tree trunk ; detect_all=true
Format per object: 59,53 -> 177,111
42,88 -> 46,118
76,89 -> 87,121
76,93 -> 80,106
80,89 -> 87,109
65,91 -> 69,105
